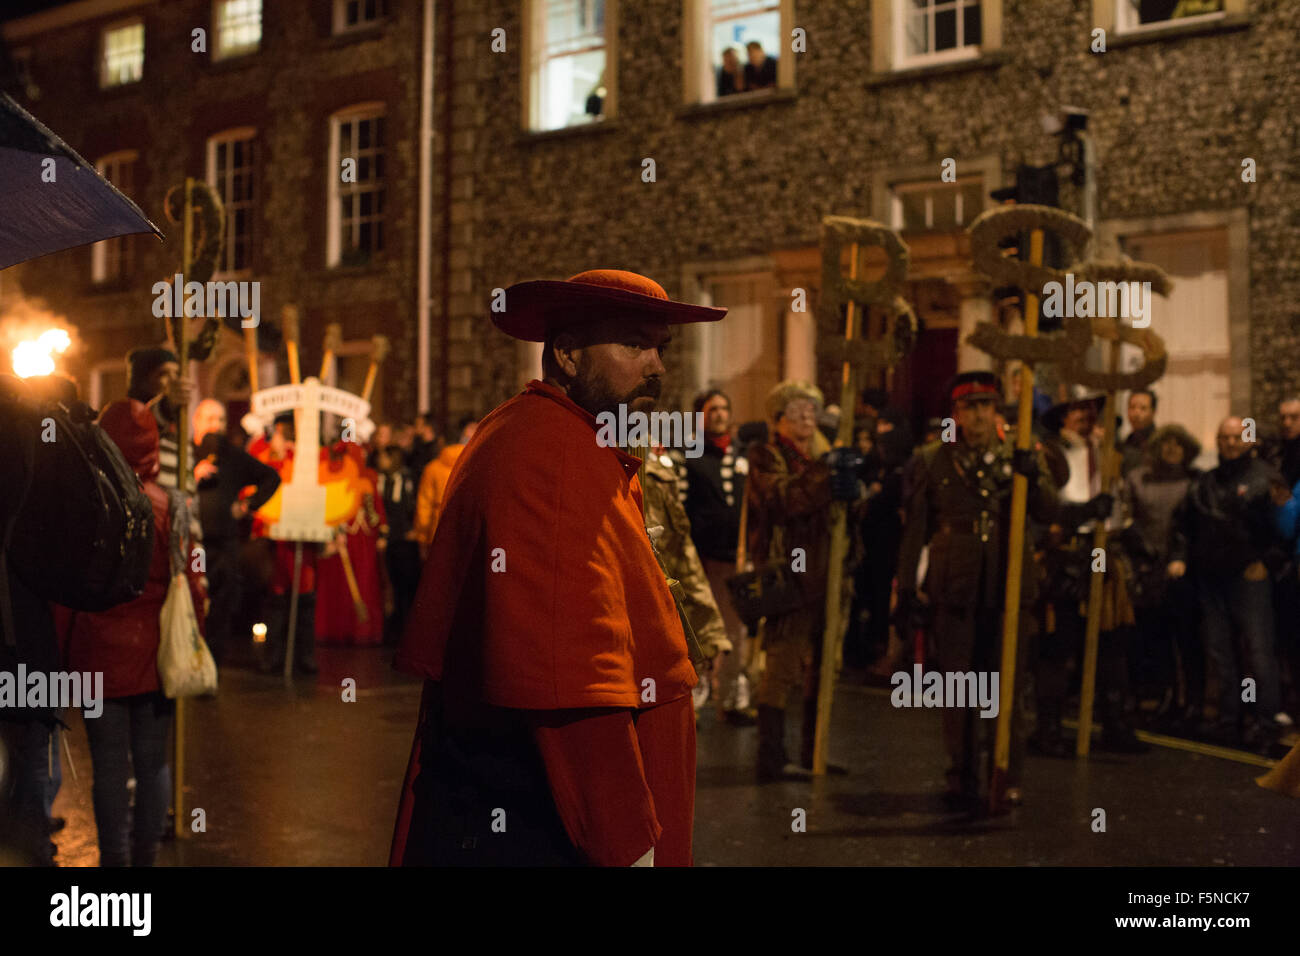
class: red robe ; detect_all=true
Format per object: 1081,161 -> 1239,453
390,380 -> 697,866
315,488 -> 386,644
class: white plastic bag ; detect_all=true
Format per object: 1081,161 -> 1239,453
158,572 -> 217,698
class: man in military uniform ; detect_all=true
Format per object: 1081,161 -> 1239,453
897,372 -> 1111,814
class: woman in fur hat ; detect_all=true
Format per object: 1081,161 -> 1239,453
1122,423 -> 1204,732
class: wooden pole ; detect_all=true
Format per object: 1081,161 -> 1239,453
172,177 -> 195,839
989,229 -> 1043,813
320,323 -> 342,381
812,242 -> 860,776
334,531 -> 369,625
283,305 -> 301,385
244,325 -> 259,394
284,542 -> 303,682
360,335 -> 390,406
1076,337 -> 1123,756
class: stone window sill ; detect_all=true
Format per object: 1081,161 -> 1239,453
867,51 -> 1006,87
324,21 -> 391,47
323,261 -> 388,278
677,88 -> 797,119
205,50 -> 263,74
1108,13 -> 1251,49
519,118 -> 620,145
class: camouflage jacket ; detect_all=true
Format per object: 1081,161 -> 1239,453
642,453 -> 730,658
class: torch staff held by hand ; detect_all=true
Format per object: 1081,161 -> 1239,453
989,228 -> 1043,814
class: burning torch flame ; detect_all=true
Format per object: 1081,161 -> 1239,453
12,328 -> 71,378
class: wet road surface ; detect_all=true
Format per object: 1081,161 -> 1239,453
47,647 -> 1298,866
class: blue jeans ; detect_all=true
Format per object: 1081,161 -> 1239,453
83,693 -> 173,867
1196,572 -> 1280,730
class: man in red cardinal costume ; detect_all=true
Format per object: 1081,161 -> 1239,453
390,269 -> 725,867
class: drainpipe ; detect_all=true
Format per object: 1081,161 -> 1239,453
438,0 -> 455,430
417,0 -> 435,413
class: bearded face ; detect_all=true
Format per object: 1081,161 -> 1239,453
558,318 -> 670,418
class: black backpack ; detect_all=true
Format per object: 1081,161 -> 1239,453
1,378 -> 153,623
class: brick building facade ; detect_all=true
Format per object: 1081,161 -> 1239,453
1,0 -> 427,426
432,0 -> 1297,457
2,0 -> 1297,454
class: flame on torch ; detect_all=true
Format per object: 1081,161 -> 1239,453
12,328 -> 71,378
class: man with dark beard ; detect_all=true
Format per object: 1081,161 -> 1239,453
391,269 -> 725,867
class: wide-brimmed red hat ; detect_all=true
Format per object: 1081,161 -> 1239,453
492,269 -> 726,342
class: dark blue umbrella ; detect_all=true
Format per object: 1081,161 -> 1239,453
0,92 -> 162,270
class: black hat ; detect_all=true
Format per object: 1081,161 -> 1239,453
1043,393 -> 1105,433
126,346 -> 179,400
948,370 -> 1001,405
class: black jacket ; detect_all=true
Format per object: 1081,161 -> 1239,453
377,468 -> 417,543
194,435 -> 281,541
1263,435 -> 1300,488
1169,455 -> 1282,575
675,439 -> 746,564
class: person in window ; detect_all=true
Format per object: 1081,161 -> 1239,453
717,47 -> 745,97
585,70 -> 606,118
743,40 -> 777,91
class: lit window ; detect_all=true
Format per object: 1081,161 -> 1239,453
328,107 -> 386,267
526,0 -> 609,132
206,129 -> 257,274
704,0 -> 780,101
92,151 -> 138,282
891,179 -> 985,232
214,0 -> 262,60
333,0 -> 388,33
100,20 -> 144,88
1117,0 -> 1223,32
896,0 -> 981,68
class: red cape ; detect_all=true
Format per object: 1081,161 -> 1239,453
395,380 -> 695,708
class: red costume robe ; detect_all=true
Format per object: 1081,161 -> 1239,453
390,380 -> 697,866
316,480 -> 386,645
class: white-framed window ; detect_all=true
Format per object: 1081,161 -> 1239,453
99,18 -> 144,88
333,0 -> 388,33
206,128 -> 257,275
213,0 -> 263,60
523,0 -> 615,132
327,105 -> 386,267
895,0 -> 982,69
91,150 -> 138,282
890,178 -> 985,232
1115,0 -> 1223,33
684,0 -> 789,105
